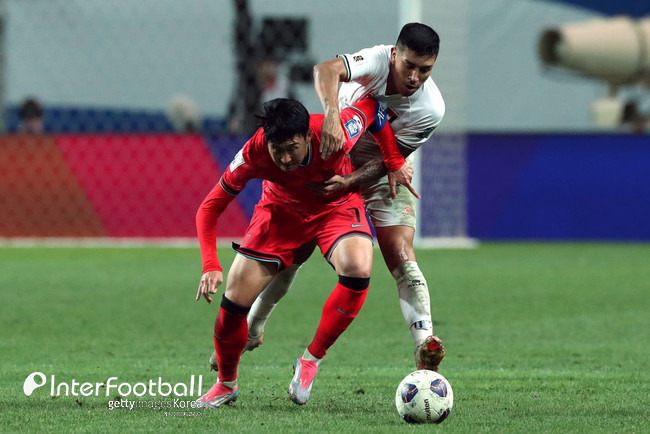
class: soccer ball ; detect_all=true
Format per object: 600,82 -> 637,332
395,369 -> 453,424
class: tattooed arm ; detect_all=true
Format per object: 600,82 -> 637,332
313,58 -> 348,160
322,159 -> 387,193
317,157 -> 414,197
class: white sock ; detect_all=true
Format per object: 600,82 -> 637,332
392,261 -> 433,349
247,263 -> 301,338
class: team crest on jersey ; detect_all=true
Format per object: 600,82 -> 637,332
416,126 -> 436,140
344,115 -> 364,138
229,149 -> 245,172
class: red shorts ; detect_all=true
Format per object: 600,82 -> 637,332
233,194 -> 372,269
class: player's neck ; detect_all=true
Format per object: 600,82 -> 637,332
385,79 -> 399,96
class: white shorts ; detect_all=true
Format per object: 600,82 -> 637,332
361,174 -> 417,229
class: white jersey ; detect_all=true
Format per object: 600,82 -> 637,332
337,44 -> 445,166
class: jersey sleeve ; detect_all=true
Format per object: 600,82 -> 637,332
341,98 -> 404,171
196,138 -> 259,273
196,181 -> 236,273
338,45 -> 391,84
221,134 -> 260,192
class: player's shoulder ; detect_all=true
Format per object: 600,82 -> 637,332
422,77 -> 444,103
342,44 -> 391,60
241,128 -> 267,161
308,114 -> 323,145
309,114 -> 324,133
339,45 -> 392,80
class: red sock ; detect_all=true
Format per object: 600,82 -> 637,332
307,278 -> 369,359
214,298 -> 249,383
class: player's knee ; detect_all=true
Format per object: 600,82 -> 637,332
330,245 -> 372,276
222,287 -> 252,308
335,259 -> 372,278
338,249 -> 373,277
225,265 -> 276,306
220,294 -> 251,315
329,237 -> 373,277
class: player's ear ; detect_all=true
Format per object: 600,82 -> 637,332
390,46 -> 397,64
306,128 -> 313,143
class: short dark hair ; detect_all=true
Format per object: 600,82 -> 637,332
19,97 -> 43,120
396,22 -> 440,58
257,98 -> 310,144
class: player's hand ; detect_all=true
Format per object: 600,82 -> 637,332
196,270 -> 223,304
320,111 -> 346,160
388,163 -> 420,199
321,174 -> 350,194
305,175 -> 350,195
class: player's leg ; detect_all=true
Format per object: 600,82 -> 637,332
197,255 -> 276,408
245,242 -> 316,349
305,235 -> 373,360
289,200 -> 373,405
374,225 -> 444,370
208,242 -> 315,371
364,178 -> 444,371
244,264 -> 300,349
375,224 -> 431,343
289,236 -> 373,405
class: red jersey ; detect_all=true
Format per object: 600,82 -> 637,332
221,114 -> 355,215
197,99 -> 403,272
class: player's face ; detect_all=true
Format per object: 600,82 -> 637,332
388,47 -> 436,96
268,130 -> 312,172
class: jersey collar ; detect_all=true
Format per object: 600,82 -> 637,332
299,141 -> 313,167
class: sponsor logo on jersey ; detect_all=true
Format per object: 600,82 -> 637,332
353,55 -> 364,62
343,115 -> 364,138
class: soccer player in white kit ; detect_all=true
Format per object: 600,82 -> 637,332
215,23 -> 446,372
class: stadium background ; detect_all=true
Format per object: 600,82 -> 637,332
1,0 -> 649,242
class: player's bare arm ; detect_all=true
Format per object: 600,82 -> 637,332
314,58 -> 348,160
196,270 -> 223,304
320,159 -> 385,194
320,158 -> 420,199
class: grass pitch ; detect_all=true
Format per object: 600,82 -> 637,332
1,243 -> 649,432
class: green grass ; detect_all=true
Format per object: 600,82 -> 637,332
1,243 -> 649,432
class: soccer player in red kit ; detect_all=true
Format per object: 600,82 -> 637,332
195,97 -> 415,408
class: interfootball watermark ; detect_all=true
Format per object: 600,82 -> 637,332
24,371 -> 205,414
24,372 -> 203,398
